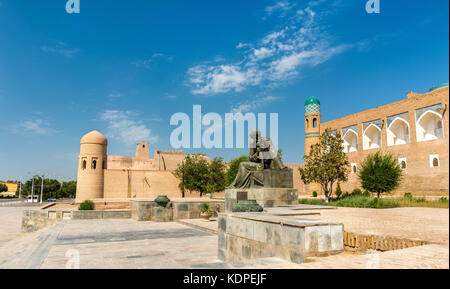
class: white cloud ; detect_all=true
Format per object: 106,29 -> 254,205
108,91 -> 123,98
236,42 -> 248,49
41,41 -> 79,58
188,65 -> 249,95
251,47 -> 275,61
100,110 -> 158,146
265,0 -> 295,18
231,96 -> 281,114
165,94 -> 177,99
12,119 -> 53,135
134,53 -> 172,69
186,1 -> 351,95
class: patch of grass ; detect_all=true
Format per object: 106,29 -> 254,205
397,197 -> 449,209
299,195 -> 400,209
299,195 -> 449,209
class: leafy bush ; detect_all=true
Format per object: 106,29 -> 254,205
363,190 -> 371,197
359,152 -> 403,198
404,192 -> 413,201
78,200 -> 94,211
200,202 -> 211,213
351,188 -> 362,196
312,191 -> 318,198
335,184 -> 342,199
439,197 -> 449,203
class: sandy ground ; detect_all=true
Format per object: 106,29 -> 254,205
0,207 -> 28,247
299,207 -> 449,244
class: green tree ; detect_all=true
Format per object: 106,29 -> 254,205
174,155 -> 227,197
59,181 -> 77,199
299,129 -> 350,202
17,176 -> 64,200
358,152 -> 403,198
0,183 -> 8,193
225,155 -> 249,186
173,155 -> 211,197
206,157 -> 227,195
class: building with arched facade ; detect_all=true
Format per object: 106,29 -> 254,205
303,83 -> 449,196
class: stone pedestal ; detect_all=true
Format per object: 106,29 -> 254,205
218,213 -> 344,264
130,199 -> 225,222
258,168 -> 294,188
151,207 -> 172,222
225,188 -> 298,212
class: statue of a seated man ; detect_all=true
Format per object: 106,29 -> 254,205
228,130 -> 288,189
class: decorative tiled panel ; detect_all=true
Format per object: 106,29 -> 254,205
363,119 -> 382,131
342,125 -> 358,137
305,104 -> 321,112
387,112 -> 409,128
415,103 -> 443,120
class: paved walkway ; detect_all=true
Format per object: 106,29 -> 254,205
0,206 -> 448,269
0,219 -> 221,269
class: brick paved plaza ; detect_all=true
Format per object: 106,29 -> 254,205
0,206 -> 448,269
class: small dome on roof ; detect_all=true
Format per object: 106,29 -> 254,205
80,130 -> 107,145
305,96 -> 320,106
429,83 -> 449,92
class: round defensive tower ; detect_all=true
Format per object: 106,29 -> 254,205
75,130 -> 108,203
304,96 -> 322,194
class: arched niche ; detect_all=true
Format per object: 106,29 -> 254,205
363,124 -> 382,150
343,129 -> 358,153
387,117 -> 410,146
416,110 -> 444,142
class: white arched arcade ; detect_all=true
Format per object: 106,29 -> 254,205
363,124 -> 382,150
416,110 -> 444,142
387,117 -> 410,146
343,129 -> 358,153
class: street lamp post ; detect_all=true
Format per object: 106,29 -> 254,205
40,175 -> 44,204
19,176 -> 22,200
31,177 -> 35,203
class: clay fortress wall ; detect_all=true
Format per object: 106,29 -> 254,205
75,132 -> 207,202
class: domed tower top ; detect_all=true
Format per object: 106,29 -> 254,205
76,130 -> 107,203
429,82 -> 449,92
80,130 -> 108,145
305,96 -> 321,113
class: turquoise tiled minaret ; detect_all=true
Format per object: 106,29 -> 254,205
305,96 -> 321,113
304,96 -> 321,155
304,96 -> 322,194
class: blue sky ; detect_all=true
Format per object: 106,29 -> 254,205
0,0 -> 448,181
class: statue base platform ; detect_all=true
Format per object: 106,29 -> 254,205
225,188 -> 298,212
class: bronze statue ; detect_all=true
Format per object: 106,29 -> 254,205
228,130 -> 287,189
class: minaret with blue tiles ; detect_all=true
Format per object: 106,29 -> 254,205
304,96 -> 321,157
304,96 -> 322,195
